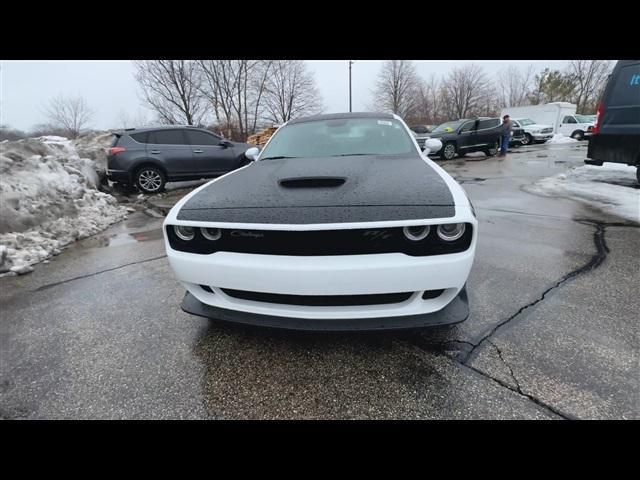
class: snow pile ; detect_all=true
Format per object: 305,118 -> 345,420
527,163 -> 639,223
72,131 -> 114,172
547,134 -> 578,144
39,135 -> 73,147
0,134 -> 127,276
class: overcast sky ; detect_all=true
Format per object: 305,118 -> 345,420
1,60 -> 572,131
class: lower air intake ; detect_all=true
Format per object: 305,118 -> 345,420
220,289 -> 413,307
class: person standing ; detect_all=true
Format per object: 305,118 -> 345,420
498,114 -> 512,156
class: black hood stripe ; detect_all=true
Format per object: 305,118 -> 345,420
178,154 -> 455,224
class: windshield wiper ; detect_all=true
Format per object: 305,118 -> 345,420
260,156 -> 297,160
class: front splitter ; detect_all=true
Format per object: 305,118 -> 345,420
180,286 -> 469,331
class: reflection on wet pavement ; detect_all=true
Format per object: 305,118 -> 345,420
74,228 -> 164,249
69,212 -> 164,251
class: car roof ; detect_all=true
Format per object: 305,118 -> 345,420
287,112 -> 394,125
120,125 -> 205,134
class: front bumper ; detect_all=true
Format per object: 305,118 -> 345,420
532,133 -> 554,141
180,286 -> 469,331
167,240 -> 475,328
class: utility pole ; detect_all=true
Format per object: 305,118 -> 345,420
349,61 -> 354,112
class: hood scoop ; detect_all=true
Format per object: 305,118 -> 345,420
279,177 -> 346,188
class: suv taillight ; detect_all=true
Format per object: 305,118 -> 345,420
593,102 -> 605,134
108,146 -> 127,155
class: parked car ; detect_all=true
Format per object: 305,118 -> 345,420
164,112 -> 477,331
509,125 -> 527,147
106,126 -> 254,193
510,118 -> 554,145
585,60 -> 640,183
410,124 -> 432,134
558,113 -> 595,140
409,124 -> 433,149
501,102 -> 594,140
426,118 -> 502,160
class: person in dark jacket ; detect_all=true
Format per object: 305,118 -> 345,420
498,114 -> 512,156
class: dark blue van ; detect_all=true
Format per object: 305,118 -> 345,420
586,60 -> 640,183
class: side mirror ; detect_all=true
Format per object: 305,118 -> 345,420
245,147 -> 260,161
220,140 -> 234,148
423,138 -> 442,155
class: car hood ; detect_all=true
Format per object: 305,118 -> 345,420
177,154 -> 456,224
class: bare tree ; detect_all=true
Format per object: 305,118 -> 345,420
262,60 -> 323,124
134,60 -> 207,126
412,75 -> 444,125
197,60 -> 272,140
566,60 -> 612,113
43,95 -> 94,138
497,64 -> 535,107
370,60 -> 421,119
440,64 -> 494,119
0,125 -> 27,141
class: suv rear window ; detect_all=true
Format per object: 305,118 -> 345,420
608,63 -> 640,107
130,132 -> 148,143
148,129 -> 187,145
185,130 -> 221,146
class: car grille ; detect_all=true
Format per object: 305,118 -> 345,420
541,128 -> 553,134
167,224 -> 473,256
219,288 -> 433,306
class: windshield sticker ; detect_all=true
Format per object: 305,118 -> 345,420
377,120 -> 392,126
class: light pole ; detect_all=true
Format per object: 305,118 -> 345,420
348,60 -> 354,112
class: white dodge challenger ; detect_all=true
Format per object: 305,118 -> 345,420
163,112 -> 477,330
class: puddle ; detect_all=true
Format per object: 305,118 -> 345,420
75,228 -> 163,249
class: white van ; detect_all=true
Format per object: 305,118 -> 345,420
501,102 -> 595,140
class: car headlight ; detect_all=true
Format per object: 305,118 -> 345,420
403,225 -> 431,241
174,225 -> 195,241
437,223 -> 466,242
201,227 -> 222,241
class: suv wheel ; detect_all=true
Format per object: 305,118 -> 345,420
571,130 -> 585,140
135,166 -> 166,194
522,133 -> 533,145
441,142 -> 457,160
484,142 -> 499,156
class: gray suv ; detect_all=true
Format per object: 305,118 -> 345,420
107,126 -> 253,193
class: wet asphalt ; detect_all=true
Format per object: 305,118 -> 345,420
1,142 -> 638,419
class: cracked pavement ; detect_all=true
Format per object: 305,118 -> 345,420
1,142 -> 638,419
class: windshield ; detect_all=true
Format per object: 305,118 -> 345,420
431,120 -> 464,133
518,118 -> 536,126
258,117 -> 416,159
575,114 -> 593,123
